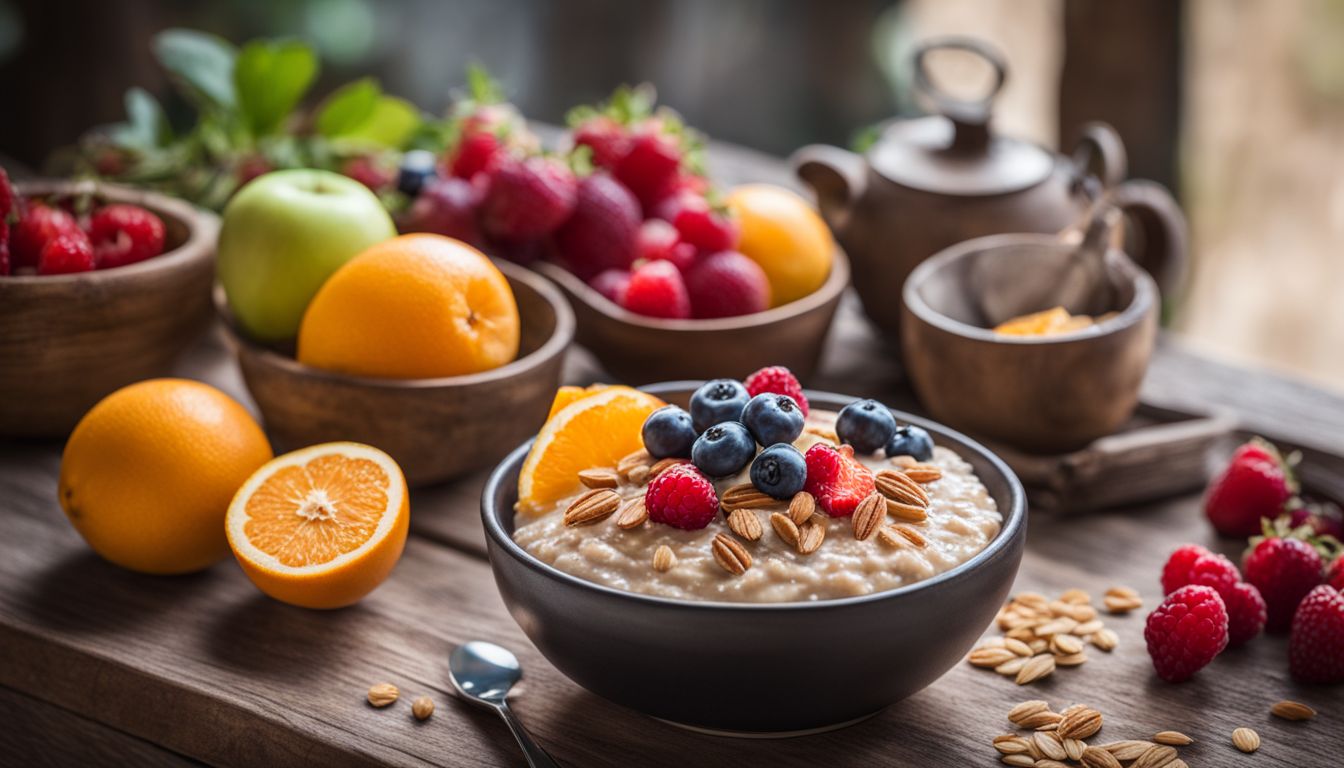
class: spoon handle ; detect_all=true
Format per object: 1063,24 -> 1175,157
494,699 -> 561,768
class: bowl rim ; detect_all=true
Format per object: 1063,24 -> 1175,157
902,232 -> 1158,346
535,246 -> 850,331
480,383 -> 1027,612
3,179 -> 219,286
217,258 -> 576,390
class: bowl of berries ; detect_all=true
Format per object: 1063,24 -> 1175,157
394,85 -> 849,384
0,174 -> 217,437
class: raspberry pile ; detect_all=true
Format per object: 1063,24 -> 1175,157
0,169 -> 168,277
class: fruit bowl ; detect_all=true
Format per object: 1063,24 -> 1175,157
0,180 -> 218,438
481,384 -> 1026,734
219,259 -> 574,487
536,248 -> 849,384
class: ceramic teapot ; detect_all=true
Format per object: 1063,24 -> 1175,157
793,37 -> 1186,342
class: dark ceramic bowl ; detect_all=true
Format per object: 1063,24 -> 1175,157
481,384 -> 1026,735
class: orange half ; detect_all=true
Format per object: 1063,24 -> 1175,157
517,386 -> 664,516
225,442 -> 409,609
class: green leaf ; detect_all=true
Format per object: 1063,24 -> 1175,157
234,38 -> 319,136
332,95 -> 422,148
109,87 -> 171,149
315,77 -> 381,137
465,63 -> 503,104
153,29 -> 237,109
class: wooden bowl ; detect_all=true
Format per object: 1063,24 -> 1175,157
536,249 -> 849,384
0,181 -> 218,438
900,233 -> 1158,453
220,260 -> 574,487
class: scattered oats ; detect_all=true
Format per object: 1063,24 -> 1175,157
996,657 -> 1028,676
1232,727 -> 1260,753
1036,761 -> 1071,768
1058,704 -> 1088,717
1105,585 -> 1140,600
1035,617 -> 1079,637
1103,593 -> 1143,614
1059,588 -> 1092,604
1063,738 -> 1087,761
1072,620 -> 1105,636
1028,638 -> 1049,654
1058,707 -> 1103,740
1004,638 -> 1034,657
1080,746 -> 1123,768
1016,654 -> 1056,685
970,647 -> 1020,668
652,545 -> 676,573
993,734 -> 1032,755
1018,711 -> 1063,730
1270,699 -> 1316,721
1054,651 -> 1088,667
978,636 -> 1008,650
1033,731 -> 1067,761
1101,741 -> 1155,761
1153,730 -> 1193,746
1000,755 -> 1035,768
1050,634 -> 1084,655
1007,700 -> 1051,723
411,696 -> 434,720
1090,629 -> 1119,652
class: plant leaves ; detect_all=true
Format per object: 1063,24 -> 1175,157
326,92 -> 422,149
315,77 -> 381,137
109,87 -> 171,150
234,38 -> 318,136
153,29 -> 237,109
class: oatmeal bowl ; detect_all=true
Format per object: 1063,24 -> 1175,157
481,368 -> 1026,735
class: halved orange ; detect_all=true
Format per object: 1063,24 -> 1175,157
547,383 -> 611,420
517,386 -> 664,516
225,442 -> 409,609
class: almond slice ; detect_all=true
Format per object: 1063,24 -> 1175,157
563,488 -> 621,526
796,520 -> 826,554
652,545 -> 676,572
1231,727 -> 1260,754
720,483 -> 779,511
1015,654 -> 1056,685
904,463 -> 942,483
851,493 -> 886,541
874,469 -> 930,507
769,512 -> 800,547
711,533 -> 751,575
787,491 -> 815,524
1153,730 -> 1193,746
614,498 -> 648,529
617,449 -> 652,479
578,467 -> 620,489
1270,700 -> 1316,721
648,457 -> 688,479
726,508 -> 763,541
1057,707 -> 1102,739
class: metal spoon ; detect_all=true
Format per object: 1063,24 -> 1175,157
449,641 -> 561,768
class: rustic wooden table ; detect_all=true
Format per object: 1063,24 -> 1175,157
3,146 -> 1343,767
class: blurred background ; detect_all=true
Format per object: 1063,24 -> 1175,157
2,0 -> 1341,392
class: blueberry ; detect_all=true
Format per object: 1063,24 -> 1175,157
835,398 -> 897,454
885,424 -> 935,461
742,393 -> 804,447
397,149 -> 438,197
691,422 -> 756,478
641,405 -> 697,459
749,443 -> 807,499
689,379 -> 750,433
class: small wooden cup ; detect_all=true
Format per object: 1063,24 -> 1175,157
221,260 -> 574,487
536,249 -> 849,384
0,181 -> 218,438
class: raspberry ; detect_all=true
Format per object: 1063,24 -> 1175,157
1144,585 -> 1230,682
88,204 -> 166,269
1245,537 -> 1324,633
743,366 -> 809,417
1161,544 -> 1211,595
1161,546 -> 1263,646
636,219 -> 697,273
11,201 -> 79,269
803,443 -> 875,518
553,172 -> 640,279
622,259 -> 690,319
685,250 -> 770,318
1186,552 -> 1242,596
644,464 -> 718,530
479,156 -> 578,242
37,231 -> 95,275
1289,584 -> 1344,683
1222,581 -> 1267,647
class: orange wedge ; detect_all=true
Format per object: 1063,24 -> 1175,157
518,386 -> 664,516
547,383 -> 612,420
994,306 -> 1072,336
225,442 -> 409,609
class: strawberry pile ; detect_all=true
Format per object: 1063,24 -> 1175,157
395,82 -> 769,320
0,167 -> 167,277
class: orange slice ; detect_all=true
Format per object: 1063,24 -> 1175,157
547,383 -> 612,420
225,442 -> 409,609
518,386 -> 664,516
994,306 -> 1072,336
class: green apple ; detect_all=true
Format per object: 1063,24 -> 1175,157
218,169 -> 397,342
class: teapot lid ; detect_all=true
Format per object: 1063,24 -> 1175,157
870,38 -> 1054,196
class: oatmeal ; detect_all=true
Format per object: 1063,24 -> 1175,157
513,410 -> 1002,603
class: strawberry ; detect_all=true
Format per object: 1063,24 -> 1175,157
447,130 -> 505,181
400,176 -> 484,245
615,130 -> 683,210
1205,439 -> 1295,538
636,219 -> 697,273
1288,584 -> 1344,683
1245,528 -> 1324,633
11,201 -> 80,269
445,71 -> 534,180
479,156 -> 578,242
37,231 -> 95,274
685,250 -> 770,318
660,192 -> 739,254
622,259 -> 690,319
572,115 -> 630,170
803,443 -> 875,518
1328,557 -> 1344,592
0,166 -> 14,221
87,204 -> 166,269
553,172 -> 640,279
0,221 -> 11,276
589,269 -> 632,306
1289,501 -> 1344,540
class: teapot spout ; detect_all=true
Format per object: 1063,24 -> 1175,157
791,144 -> 867,235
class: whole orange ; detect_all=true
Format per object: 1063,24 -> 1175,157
58,379 -> 273,574
726,184 -> 835,307
297,234 -> 520,379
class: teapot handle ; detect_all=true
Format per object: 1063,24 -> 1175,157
912,37 -> 1008,150
1069,121 -> 1128,192
1111,180 -> 1189,300
792,144 -> 867,234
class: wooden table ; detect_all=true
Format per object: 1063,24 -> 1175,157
4,150 -> 1344,767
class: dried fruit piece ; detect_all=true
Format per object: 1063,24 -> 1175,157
368,683 -> 399,707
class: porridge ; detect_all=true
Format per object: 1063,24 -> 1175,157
513,403 -> 1002,604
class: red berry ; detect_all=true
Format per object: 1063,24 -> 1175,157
622,259 -> 690,319
1186,552 -> 1242,596
1245,537 -> 1324,633
448,130 -> 504,180
1144,585 -> 1229,682
636,219 -> 697,273
1161,545 -> 1264,646
589,269 -> 632,306
0,166 -> 13,220
12,201 -> 80,269
1328,558 -> 1344,592
0,221 -> 11,276
614,131 -> 682,209
401,176 -> 484,245
37,231 -> 95,275
1222,581 -> 1268,647
743,366 -> 809,417
803,443 -> 875,517
87,204 -> 166,269
1204,440 -> 1293,537
685,250 -> 769,318
553,172 -> 640,279
340,155 -> 394,192
672,200 -> 739,254
1288,584 -> 1344,683
644,464 -> 718,530
1161,544 -> 1212,595
480,156 -> 578,242
1289,503 -> 1344,540
573,116 -> 630,170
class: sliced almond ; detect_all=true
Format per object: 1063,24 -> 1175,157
904,463 -> 942,483
1103,594 -> 1143,614
1007,700 -> 1051,723
885,498 -> 929,522
652,545 -> 676,572
1072,619 -> 1105,636
892,523 -> 928,548
851,493 -> 886,541
1270,699 -> 1316,721
617,449 -> 652,479
1053,651 -> 1088,667
787,491 -> 816,524
1063,738 -> 1087,761
1153,730 -> 1193,746
1132,744 -> 1178,768
711,533 -> 751,575
1080,746 -> 1123,768
769,512 -> 800,547
1058,707 -> 1102,739
1015,654 -> 1056,685
1027,638 -> 1049,654
797,519 -> 826,554
1105,585 -> 1140,600
720,483 -> 779,511
563,488 -> 621,526
726,508 -> 763,541
1231,727 -> 1260,754
874,469 -> 930,507
1000,756 -> 1035,768
1017,711 -> 1063,730
1059,588 -> 1092,604
1034,617 -> 1079,637
577,467 -> 619,489
614,497 -> 648,529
